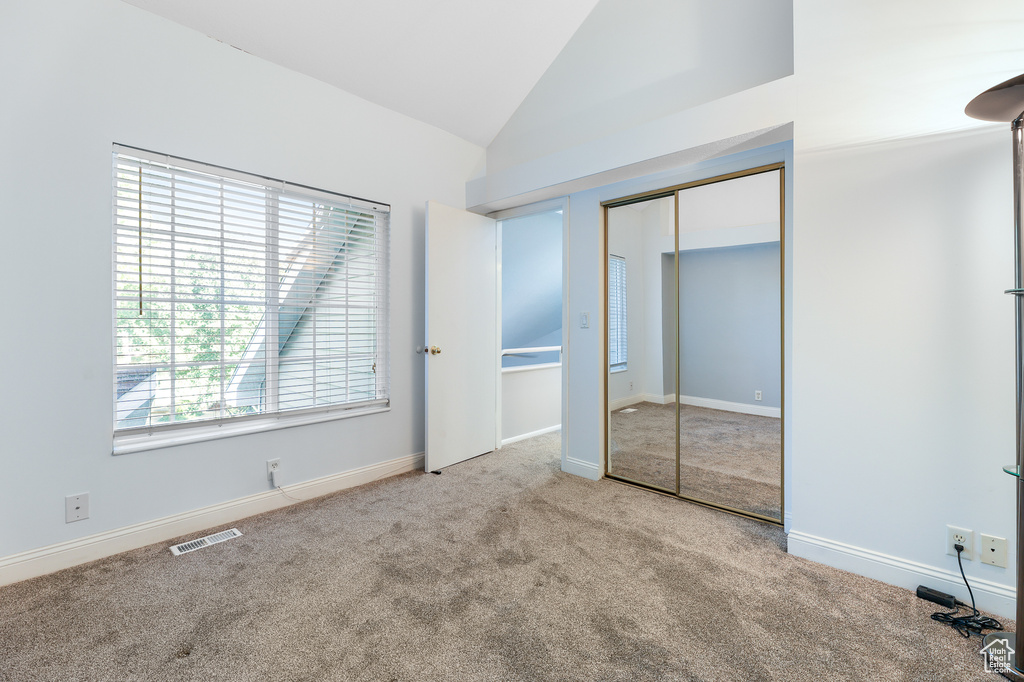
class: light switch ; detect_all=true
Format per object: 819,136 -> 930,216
579,312 -> 590,329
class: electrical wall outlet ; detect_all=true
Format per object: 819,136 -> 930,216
947,525 -> 974,561
65,493 -> 89,523
980,534 -> 1008,568
267,459 -> 281,478
755,390 -> 763,401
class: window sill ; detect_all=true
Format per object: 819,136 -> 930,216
113,401 -> 390,455
610,365 -> 628,374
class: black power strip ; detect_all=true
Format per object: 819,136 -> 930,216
917,585 -> 958,609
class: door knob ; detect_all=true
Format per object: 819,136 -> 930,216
430,346 -> 442,355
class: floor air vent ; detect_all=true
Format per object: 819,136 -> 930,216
170,528 -> 242,556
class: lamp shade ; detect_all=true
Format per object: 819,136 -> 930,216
966,73 -> 1024,122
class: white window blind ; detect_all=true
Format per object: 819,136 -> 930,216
608,254 -> 627,370
113,146 -> 390,434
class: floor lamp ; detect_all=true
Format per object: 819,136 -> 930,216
967,73 -> 1024,679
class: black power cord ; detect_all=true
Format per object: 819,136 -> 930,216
930,543 -> 1004,638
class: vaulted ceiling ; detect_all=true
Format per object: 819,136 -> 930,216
120,0 -> 1024,161
121,0 -> 601,147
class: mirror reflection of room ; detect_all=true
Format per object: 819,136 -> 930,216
607,195 -> 677,493
606,168 -> 783,523
676,171 -> 781,521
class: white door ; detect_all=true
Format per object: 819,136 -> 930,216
424,200 -> 497,471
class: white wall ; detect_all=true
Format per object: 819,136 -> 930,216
487,0 -> 793,174
678,242 -> 782,409
0,0 -> 483,564
641,198 -> 670,400
606,197 -> 684,409
674,172 -> 783,411
788,129 -> 1017,612
467,0 -> 795,213
501,366 -> 561,443
561,187 -> 608,481
500,209 -> 563,367
781,0 -> 1024,617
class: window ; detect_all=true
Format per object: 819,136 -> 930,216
608,254 -> 627,371
113,146 -> 390,439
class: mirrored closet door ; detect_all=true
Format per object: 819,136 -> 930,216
605,165 -> 784,524
605,195 -> 677,493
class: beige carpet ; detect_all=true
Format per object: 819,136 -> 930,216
610,402 -> 782,519
0,432 -> 1005,681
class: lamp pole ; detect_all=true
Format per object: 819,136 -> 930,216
967,74 -> 1024,680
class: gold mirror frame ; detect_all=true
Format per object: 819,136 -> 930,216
602,162 -> 786,525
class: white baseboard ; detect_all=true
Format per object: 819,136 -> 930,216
788,530 -> 1015,619
563,456 -> 601,481
678,395 -> 781,418
608,395 -> 643,411
610,394 -> 782,418
0,452 -> 424,588
502,424 -> 561,446
609,393 -> 666,411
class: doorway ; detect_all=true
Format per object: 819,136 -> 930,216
496,204 -> 565,446
603,164 -> 785,524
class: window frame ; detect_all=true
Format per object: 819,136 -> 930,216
111,145 -> 391,454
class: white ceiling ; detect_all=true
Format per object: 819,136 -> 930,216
121,0 -> 601,147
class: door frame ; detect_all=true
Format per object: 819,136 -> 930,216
601,162 -> 786,526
